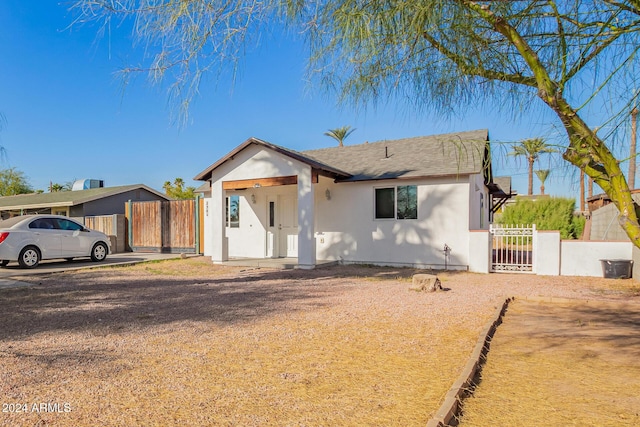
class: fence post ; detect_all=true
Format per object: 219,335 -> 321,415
127,200 -> 133,252
195,195 -> 201,254
468,230 -> 491,273
534,228 -> 561,276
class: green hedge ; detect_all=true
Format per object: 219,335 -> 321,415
496,197 -> 585,239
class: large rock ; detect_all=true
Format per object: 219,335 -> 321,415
410,274 -> 442,292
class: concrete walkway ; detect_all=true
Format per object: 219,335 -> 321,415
219,257 -> 338,269
0,252 -> 194,289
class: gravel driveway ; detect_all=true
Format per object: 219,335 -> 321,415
0,259 -> 636,426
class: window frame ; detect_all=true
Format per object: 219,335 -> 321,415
374,185 -> 418,220
225,195 -> 240,228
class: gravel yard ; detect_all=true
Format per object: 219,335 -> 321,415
0,258 -> 636,426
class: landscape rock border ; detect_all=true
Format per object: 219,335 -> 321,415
426,296 -> 513,427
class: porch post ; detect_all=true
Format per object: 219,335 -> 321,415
297,167 -> 316,269
211,179 -> 228,263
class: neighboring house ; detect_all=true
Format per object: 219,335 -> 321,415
195,182 -> 211,198
195,129 -> 511,269
0,184 -> 170,220
587,191 -> 640,241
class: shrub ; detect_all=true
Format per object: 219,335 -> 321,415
496,197 -> 584,239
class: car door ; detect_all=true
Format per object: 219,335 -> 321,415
27,218 -> 63,259
55,218 -> 91,257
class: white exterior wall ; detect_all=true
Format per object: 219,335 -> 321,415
297,167 -> 316,268
207,145 -> 313,260
560,240 -> 633,277
211,145 -> 310,182
468,174 -> 490,230
315,176 -> 472,269
534,231 -> 561,276
468,230 -> 491,273
203,197 -> 213,257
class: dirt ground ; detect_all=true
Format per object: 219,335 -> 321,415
0,259 -> 638,426
457,298 -> 640,426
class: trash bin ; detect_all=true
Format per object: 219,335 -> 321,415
600,259 -> 634,279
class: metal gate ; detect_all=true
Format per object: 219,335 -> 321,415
490,224 -> 535,273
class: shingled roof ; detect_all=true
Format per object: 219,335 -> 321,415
303,129 -> 490,182
0,184 -> 168,211
195,130 -> 492,184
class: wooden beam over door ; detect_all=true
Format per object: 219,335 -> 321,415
223,175 -> 298,190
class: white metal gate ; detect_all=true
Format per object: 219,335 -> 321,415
490,224 -> 535,273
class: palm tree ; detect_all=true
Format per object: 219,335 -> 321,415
50,183 -> 65,192
173,177 -> 185,191
163,181 -> 172,195
535,169 -> 550,195
324,126 -> 355,147
509,138 -> 557,196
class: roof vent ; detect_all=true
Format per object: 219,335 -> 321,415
72,179 -> 104,191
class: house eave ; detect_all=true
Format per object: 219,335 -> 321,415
194,137 -> 352,182
0,201 -> 75,211
0,185 -> 171,212
334,172 -> 477,183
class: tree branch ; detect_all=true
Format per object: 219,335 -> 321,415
420,31 -> 538,87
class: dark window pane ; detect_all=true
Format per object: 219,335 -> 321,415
375,188 -> 395,219
56,219 -> 82,231
30,218 -> 56,229
269,202 -> 275,227
397,185 -> 417,219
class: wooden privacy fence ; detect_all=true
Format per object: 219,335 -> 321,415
84,214 -> 127,253
126,198 -> 204,254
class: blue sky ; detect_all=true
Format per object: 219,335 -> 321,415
0,1 -> 602,199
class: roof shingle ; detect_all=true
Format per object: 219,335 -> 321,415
194,129 -> 491,183
0,185 -> 168,210
303,129 -> 489,181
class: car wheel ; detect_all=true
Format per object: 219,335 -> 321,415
0,260 -> 9,267
91,242 -> 108,262
18,246 -> 40,269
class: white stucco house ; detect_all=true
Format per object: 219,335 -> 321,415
194,129 -> 510,270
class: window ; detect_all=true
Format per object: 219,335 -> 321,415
375,185 -> 418,220
375,188 -> 395,219
226,195 -> 240,228
396,185 -> 417,219
55,219 -> 83,231
269,201 -> 275,227
29,218 -> 56,229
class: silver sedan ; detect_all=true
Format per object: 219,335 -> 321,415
0,215 -> 111,268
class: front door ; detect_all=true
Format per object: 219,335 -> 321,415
278,195 -> 298,258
